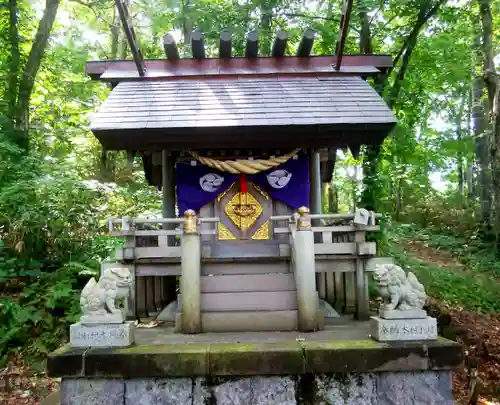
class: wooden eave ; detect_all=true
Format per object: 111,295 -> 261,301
86,55 -> 393,82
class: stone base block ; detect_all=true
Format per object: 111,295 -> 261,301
70,321 -> 135,348
379,309 -> 427,319
59,372 -> 454,405
80,313 -> 124,325
370,316 -> 437,342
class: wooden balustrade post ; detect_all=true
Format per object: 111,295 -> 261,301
354,228 -> 369,320
294,207 -> 318,332
180,210 -> 201,333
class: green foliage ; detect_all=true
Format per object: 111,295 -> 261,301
0,0 -> 498,367
384,225 -> 500,314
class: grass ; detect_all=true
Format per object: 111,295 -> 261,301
393,223 -> 500,278
382,224 -> 500,314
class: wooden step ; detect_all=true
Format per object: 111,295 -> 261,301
175,310 -> 299,332
202,260 -> 290,275
178,290 -> 297,312
200,273 -> 296,293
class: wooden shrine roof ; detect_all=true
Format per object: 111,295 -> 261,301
90,75 -> 396,151
86,6 -> 396,151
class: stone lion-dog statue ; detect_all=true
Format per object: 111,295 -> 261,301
373,263 -> 426,311
80,267 -> 133,316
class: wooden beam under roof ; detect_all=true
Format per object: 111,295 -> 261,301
114,0 -> 145,77
191,29 -> 206,59
271,30 -> 288,57
334,0 -> 354,71
163,33 -> 180,61
219,29 -> 232,59
297,28 -> 316,57
245,30 -> 259,58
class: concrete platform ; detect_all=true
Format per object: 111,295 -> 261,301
47,318 -> 462,379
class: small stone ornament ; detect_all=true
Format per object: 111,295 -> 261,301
70,267 -> 136,347
370,263 -> 437,341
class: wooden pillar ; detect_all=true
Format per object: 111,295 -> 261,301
162,150 -> 176,219
181,210 -> 201,333
325,272 -> 335,305
343,272 -> 356,313
354,230 -> 369,320
309,149 -> 322,217
161,150 -> 177,310
334,272 -> 345,312
294,207 -> 318,332
136,276 -> 148,320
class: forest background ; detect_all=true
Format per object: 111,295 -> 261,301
0,0 -> 499,403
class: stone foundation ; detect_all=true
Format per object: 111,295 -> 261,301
60,371 -> 454,405
48,323 -> 462,405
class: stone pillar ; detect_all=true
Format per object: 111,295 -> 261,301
293,207 -> 318,332
180,210 -> 201,334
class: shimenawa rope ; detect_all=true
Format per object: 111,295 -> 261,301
188,149 -> 301,175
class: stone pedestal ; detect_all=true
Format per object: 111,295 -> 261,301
70,321 -> 135,348
80,313 -> 124,325
378,308 -> 427,319
370,316 -> 437,342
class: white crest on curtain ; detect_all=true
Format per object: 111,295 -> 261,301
199,173 -> 224,192
266,169 -> 292,189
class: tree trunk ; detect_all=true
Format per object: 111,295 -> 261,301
7,0 -> 20,127
260,7 -> 273,56
478,0 -> 499,243
456,93 -> 466,206
473,4 -> 493,226
182,0 -> 193,46
465,85 -> 474,203
13,0 -> 60,151
328,183 -> 338,213
473,75 -> 491,224
357,0 -> 372,54
99,9 -> 120,182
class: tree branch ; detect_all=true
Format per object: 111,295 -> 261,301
390,0 -> 448,75
386,0 -> 448,107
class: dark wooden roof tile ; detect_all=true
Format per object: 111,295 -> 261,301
90,76 -> 396,146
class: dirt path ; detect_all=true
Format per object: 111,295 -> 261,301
398,240 -> 500,405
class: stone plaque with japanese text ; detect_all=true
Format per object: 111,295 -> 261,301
70,321 -> 135,347
370,316 -> 437,341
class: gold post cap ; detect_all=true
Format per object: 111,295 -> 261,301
298,206 -> 310,216
183,209 -> 198,234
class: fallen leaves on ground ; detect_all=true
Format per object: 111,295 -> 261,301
0,353 -> 59,405
401,240 -> 500,404
427,298 -> 500,404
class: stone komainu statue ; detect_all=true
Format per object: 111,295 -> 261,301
80,268 -> 132,316
373,264 -> 426,311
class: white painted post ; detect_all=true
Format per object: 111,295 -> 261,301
293,207 -> 318,332
180,210 -> 201,334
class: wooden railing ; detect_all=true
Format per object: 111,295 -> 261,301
106,209 -> 387,325
107,216 -> 218,261
107,211 -> 381,261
